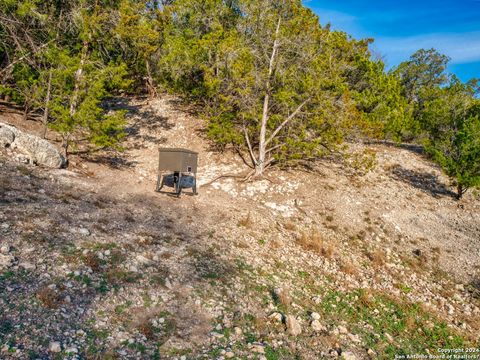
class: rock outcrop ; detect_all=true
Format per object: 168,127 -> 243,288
0,122 -> 64,168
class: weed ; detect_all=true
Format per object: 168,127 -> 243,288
367,249 -> 386,267
272,287 -> 292,311
83,253 -> 103,272
238,213 -> 253,228
340,261 -> 358,276
297,230 -> 335,258
283,220 -> 296,231
16,165 -> 32,176
36,286 -> 61,309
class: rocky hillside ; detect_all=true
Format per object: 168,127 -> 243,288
1,96 -> 479,359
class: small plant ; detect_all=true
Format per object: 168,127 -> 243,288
340,261 -> 358,276
283,220 -> 296,231
238,213 -> 253,228
297,230 -> 335,258
271,287 -> 292,310
137,321 -> 156,340
36,286 -> 61,309
367,249 -> 386,267
83,253 -> 103,272
346,148 -> 378,176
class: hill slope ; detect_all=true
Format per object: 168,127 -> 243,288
0,96 -> 479,359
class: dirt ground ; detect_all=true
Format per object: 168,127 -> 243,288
1,95 -> 479,359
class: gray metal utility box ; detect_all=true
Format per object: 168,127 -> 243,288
156,148 -> 198,196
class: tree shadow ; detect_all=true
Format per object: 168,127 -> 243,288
80,153 -> 139,169
365,140 -> 425,155
388,164 -> 456,198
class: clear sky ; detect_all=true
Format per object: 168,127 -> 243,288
305,0 -> 480,82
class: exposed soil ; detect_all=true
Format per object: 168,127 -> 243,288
0,95 -> 479,359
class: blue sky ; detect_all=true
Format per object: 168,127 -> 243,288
305,0 -> 480,81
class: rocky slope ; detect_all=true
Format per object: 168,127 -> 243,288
0,96 -> 479,359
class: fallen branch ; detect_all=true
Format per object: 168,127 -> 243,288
200,170 -> 255,188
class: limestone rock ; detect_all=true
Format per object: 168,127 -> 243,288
48,341 -> 61,353
285,315 -> 302,336
0,253 -> 14,270
0,123 -> 64,168
311,319 -> 325,332
0,125 -> 15,147
342,351 -> 357,360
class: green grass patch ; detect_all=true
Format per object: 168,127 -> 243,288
318,289 -> 472,359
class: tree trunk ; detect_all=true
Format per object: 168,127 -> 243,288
23,104 -> 29,121
145,58 -> 157,99
42,69 -> 52,139
70,41 -> 88,117
62,134 -> 70,164
456,184 -> 463,200
255,17 -> 281,177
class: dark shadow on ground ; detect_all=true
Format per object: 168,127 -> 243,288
388,164 -> 456,198
364,140 -> 425,155
81,153 -> 139,169
107,97 -> 174,150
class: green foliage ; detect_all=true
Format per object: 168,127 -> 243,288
421,78 -> 480,198
349,57 -> 414,141
393,48 -> 450,103
2,0 -> 479,183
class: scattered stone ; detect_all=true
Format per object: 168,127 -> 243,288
78,228 -> 91,236
250,344 -> 265,354
0,253 -> 14,270
225,351 -> 235,358
338,325 -> 348,334
233,327 -> 242,335
384,332 -> 394,343
65,346 -> 78,354
348,333 -> 361,343
48,341 -> 61,353
367,349 -> 376,357
311,319 -> 325,332
285,315 -> 302,336
0,244 -> 10,253
269,312 -> 283,322
19,262 -> 36,271
311,312 -> 321,320
342,351 -> 357,360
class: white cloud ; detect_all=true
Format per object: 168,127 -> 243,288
373,32 -> 480,67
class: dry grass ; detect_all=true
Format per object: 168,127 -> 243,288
83,252 -> 102,272
36,286 -> 61,309
367,249 -> 386,267
269,237 -> 283,250
297,230 -> 336,258
283,220 -> 296,231
137,321 -> 156,340
340,261 -> 358,276
238,212 -> 253,228
272,287 -> 292,309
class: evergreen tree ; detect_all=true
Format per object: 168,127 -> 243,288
421,77 -> 480,199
